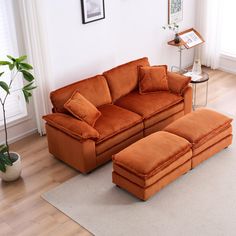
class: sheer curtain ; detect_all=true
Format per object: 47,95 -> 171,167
220,1 -> 236,56
17,0 -> 53,135
196,0 -> 222,69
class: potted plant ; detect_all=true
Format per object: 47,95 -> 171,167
0,55 -> 36,181
162,22 -> 180,44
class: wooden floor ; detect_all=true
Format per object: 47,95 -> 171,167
0,69 -> 236,236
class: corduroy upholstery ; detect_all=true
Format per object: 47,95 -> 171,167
95,104 -> 143,143
50,75 -> 112,113
112,131 -> 192,200
64,90 -> 101,127
115,91 -> 183,119
164,109 -> 233,149
112,109 -> 233,200
43,113 -> 100,140
44,57 -> 193,173
103,57 -> 150,102
167,72 -> 191,95
138,65 -> 169,94
164,108 -> 233,168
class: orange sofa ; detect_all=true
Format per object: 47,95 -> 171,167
43,57 -> 193,173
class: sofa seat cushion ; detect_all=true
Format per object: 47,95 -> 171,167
113,131 -> 192,181
96,123 -> 143,155
95,104 -> 143,143
144,102 -> 184,129
115,91 -> 183,120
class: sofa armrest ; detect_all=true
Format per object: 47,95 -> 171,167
167,72 -> 191,95
43,113 -> 100,140
182,85 -> 193,114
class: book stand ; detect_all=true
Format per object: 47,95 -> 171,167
168,28 -> 205,73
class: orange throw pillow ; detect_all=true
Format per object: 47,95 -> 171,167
64,90 -> 101,127
139,65 -> 169,94
167,72 -> 191,95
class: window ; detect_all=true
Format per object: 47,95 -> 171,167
220,0 -> 236,57
0,0 -> 27,125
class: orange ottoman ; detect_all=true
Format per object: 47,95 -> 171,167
112,131 -> 192,200
164,108 -> 233,168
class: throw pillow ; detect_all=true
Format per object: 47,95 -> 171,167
64,90 -> 101,127
139,65 -> 169,94
167,72 -> 191,95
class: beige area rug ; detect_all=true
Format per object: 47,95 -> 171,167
42,122 -> 236,236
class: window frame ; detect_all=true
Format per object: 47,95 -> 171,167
0,0 -> 32,130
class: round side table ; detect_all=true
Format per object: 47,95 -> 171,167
190,71 -> 209,110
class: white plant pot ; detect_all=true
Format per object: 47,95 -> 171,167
0,152 -> 22,182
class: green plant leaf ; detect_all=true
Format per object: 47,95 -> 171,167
16,55 -> 27,62
0,160 -> 6,172
23,82 -> 34,89
22,82 -> 37,103
0,152 -> 12,172
7,55 -> 16,62
21,70 -> 34,82
1,155 -> 13,166
16,62 -> 20,70
0,81 -> 10,94
9,63 -> 15,70
0,61 -> 11,66
0,144 -> 8,154
19,62 -> 33,70
22,89 -> 31,103
23,82 -> 37,90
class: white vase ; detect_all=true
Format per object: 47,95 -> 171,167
0,152 -> 22,182
192,59 -> 202,75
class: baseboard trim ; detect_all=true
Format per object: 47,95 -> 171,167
8,128 -> 38,144
219,66 -> 236,75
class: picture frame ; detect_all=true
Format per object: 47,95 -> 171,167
81,0 -> 105,24
168,0 -> 183,24
178,28 -> 205,49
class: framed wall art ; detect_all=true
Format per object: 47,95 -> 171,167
168,0 -> 183,24
81,0 -> 105,24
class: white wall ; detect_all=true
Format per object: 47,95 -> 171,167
1,0 -> 197,144
38,0 -> 197,90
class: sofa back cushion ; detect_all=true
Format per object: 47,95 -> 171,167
103,57 -> 150,102
50,75 -> 112,113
